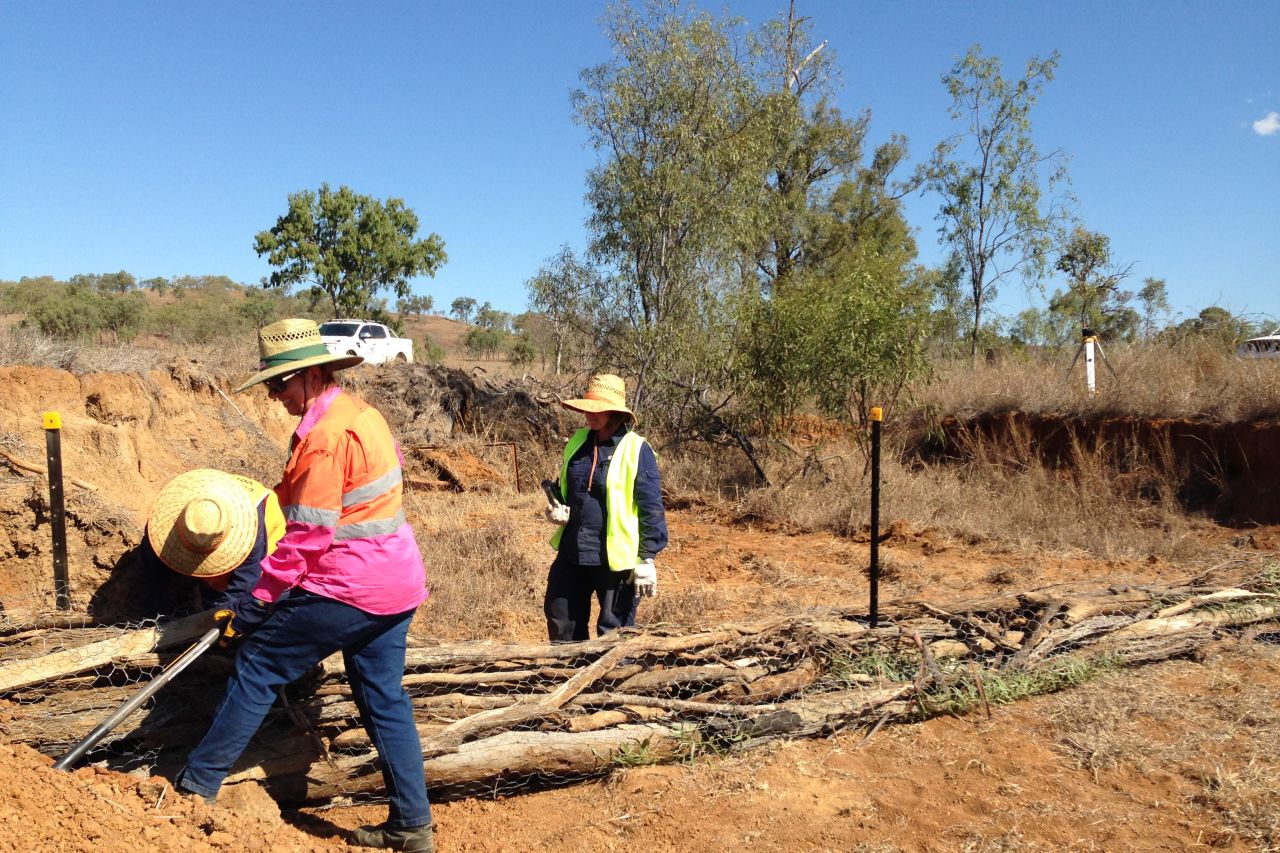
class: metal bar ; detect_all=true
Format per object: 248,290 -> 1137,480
53,627 -> 222,771
869,407 -> 883,628
43,412 -> 70,611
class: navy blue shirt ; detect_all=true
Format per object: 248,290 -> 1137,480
558,425 -> 668,567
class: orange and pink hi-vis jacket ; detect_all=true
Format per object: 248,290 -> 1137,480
251,386 -> 427,615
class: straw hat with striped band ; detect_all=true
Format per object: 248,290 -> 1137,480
233,318 -> 364,394
560,373 -> 635,422
147,469 -> 264,577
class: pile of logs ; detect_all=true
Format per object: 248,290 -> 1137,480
1,561 -> 1276,803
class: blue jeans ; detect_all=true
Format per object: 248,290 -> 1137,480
544,556 -> 637,642
177,590 -> 431,829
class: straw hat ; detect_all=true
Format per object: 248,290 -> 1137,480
560,373 -> 635,422
147,469 -> 264,577
233,318 -> 364,393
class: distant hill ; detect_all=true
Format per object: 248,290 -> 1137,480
400,313 -> 468,352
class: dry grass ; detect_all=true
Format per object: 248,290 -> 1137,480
921,339 -> 1280,422
665,433 -> 1211,561
1047,645 -> 1280,848
406,489 -> 548,642
0,327 -> 167,374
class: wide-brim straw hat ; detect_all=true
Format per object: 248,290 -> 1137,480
147,469 -> 263,577
560,373 -> 635,422
233,318 -> 364,393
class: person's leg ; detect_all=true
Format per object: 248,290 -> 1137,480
544,557 -> 593,642
594,565 -> 637,636
177,592 -> 353,799
343,609 -> 432,831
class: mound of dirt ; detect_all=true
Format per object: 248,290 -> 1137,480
0,741 -> 355,851
353,364 -> 572,447
912,410 -> 1280,525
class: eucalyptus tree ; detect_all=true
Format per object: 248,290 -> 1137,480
1054,225 -> 1134,334
922,45 -> 1072,363
572,0 -> 763,410
733,3 -> 925,431
1137,277 -> 1170,341
254,184 -> 446,319
526,245 -> 609,375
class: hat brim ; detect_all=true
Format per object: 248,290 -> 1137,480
561,398 -> 635,421
147,469 -> 262,577
233,352 -> 364,394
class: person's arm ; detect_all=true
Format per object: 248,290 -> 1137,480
251,445 -> 343,603
208,501 -> 269,608
634,442 -> 668,560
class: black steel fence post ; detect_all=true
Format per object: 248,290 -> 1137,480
44,411 -> 71,610
869,406 -> 882,628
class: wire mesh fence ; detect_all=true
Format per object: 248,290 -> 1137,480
1,558 -> 1277,808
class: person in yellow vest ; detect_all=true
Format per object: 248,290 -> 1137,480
141,469 -> 286,616
545,374 -> 668,642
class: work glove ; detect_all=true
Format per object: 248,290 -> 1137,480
214,595 -> 272,648
633,559 -> 658,598
544,503 -> 570,525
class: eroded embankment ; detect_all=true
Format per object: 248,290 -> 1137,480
910,411 -> 1280,525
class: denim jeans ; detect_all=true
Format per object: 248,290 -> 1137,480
544,556 -> 637,642
177,590 -> 431,829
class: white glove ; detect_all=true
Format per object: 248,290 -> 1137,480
544,504 -> 570,525
633,559 -> 657,598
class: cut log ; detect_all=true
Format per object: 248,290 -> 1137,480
0,612 -> 213,693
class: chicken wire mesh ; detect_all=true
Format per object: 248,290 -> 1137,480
0,606 -> 916,807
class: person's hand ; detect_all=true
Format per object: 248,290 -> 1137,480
544,504 -> 570,525
633,559 -> 657,598
214,595 -> 272,648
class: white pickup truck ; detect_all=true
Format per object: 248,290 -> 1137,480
318,320 -> 414,364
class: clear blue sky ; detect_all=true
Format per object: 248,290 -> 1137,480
2,1 -> 1276,326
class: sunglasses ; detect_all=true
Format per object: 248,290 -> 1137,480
264,370 -> 303,394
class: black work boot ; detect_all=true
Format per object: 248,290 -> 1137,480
350,822 -> 435,852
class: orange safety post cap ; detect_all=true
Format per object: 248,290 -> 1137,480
869,407 -> 883,422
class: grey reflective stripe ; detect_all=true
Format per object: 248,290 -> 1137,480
333,510 -> 407,541
284,504 -> 342,526
342,466 -> 403,507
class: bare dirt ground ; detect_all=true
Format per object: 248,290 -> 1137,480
0,363 -> 1277,851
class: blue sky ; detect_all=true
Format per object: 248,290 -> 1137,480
2,1 -> 1277,327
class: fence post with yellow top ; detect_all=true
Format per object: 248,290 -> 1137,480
43,411 -> 71,610
870,402 -> 880,627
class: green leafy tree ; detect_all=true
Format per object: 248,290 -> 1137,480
237,288 -> 281,329
397,294 -> 434,317
418,334 -> 446,364
474,302 -> 512,333
254,184 -> 446,318
1054,225 -> 1133,332
463,326 -> 504,359
509,335 -> 536,367
1,276 -> 61,313
1163,306 -> 1254,349
526,245 -> 608,375
1137,277 -> 1170,340
922,45 -> 1071,364
449,296 -> 476,324
573,0 -> 760,407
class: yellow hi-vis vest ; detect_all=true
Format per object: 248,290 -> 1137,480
250,481 -> 287,555
549,428 -> 646,572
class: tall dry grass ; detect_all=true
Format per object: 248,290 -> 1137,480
405,489 -> 549,642
665,429 -> 1211,561
0,326 -> 166,374
921,339 -> 1280,422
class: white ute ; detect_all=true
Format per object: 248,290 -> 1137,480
318,320 -> 414,364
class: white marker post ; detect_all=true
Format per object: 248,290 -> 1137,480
1083,333 -> 1097,395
